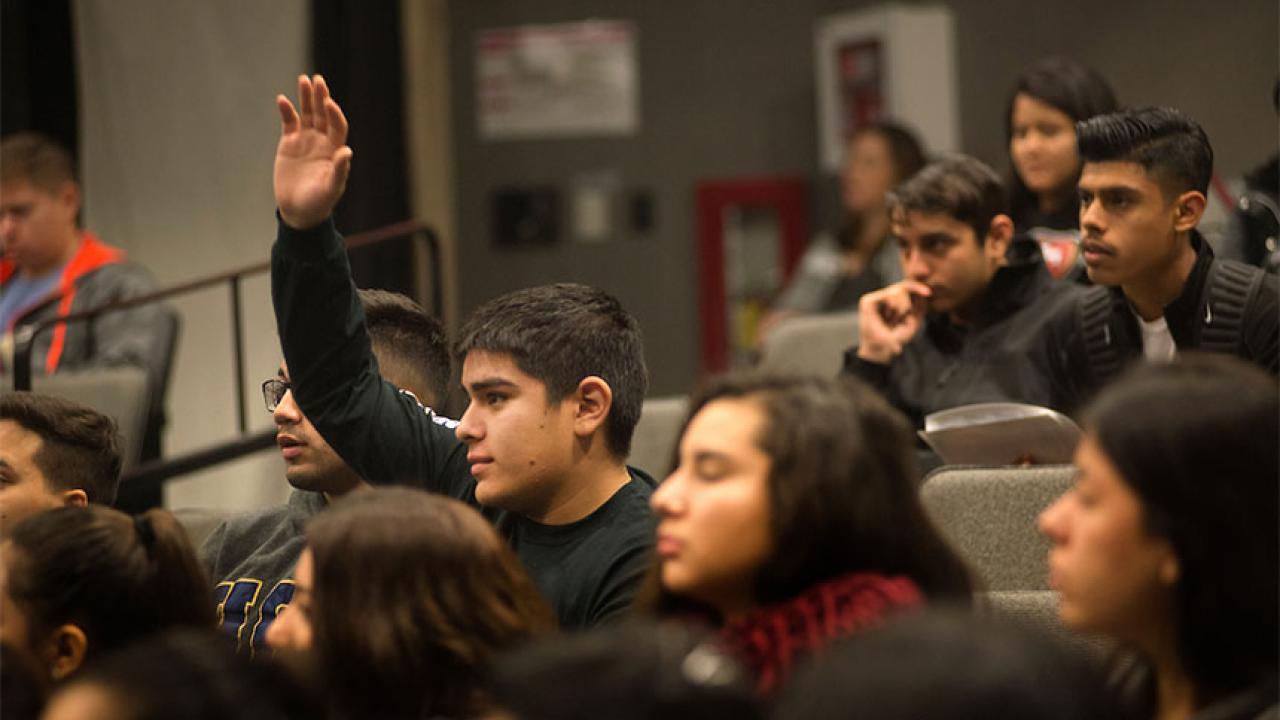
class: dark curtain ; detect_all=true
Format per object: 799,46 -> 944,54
1,0 -> 78,155
311,0 -> 416,297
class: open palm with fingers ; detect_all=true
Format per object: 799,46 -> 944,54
274,74 -> 353,230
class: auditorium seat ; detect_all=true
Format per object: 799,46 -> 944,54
32,365 -> 151,471
982,590 -> 1115,659
172,506 -> 236,548
758,311 -> 859,377
920,464 -> 1074,591
628,395 -> 688,480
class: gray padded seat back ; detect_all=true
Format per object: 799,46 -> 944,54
628,395 -> 689,480
31,365 -> 151,471
921,464 -> 1074,591
982,590 -> 1115,660
172,507 -> 236,549
758,311 -> 859,376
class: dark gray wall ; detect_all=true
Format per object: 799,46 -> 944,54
447,0 -> 1278,397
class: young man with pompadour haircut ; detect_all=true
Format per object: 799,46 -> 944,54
267,75 -> 655,628
1034,107 -> 1278,413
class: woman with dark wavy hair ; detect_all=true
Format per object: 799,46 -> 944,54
765,122 -> 927,327
0,506 -> 213,684
1039,355 -> 1278,720
266,486 -> 554,719
638,373 -> 973,693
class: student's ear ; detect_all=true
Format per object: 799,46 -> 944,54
1172,190 -> 1206,233
45,624 -> 88,681
571,376 -> 614,439
59,489 -> 88,508
56,180 -> 81,219
984,214 -> 1015,260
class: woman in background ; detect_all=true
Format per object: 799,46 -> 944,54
266,487 -> 554,719
0,506 -> 213,684
1039,355 -> 1277,720
768,122 -> 927,320
639,373 -> 973,694
1006,56 -> 1118,280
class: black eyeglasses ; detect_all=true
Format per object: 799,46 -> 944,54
262,378 -> 291,413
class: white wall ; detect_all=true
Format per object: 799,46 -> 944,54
74,0 -> 309,511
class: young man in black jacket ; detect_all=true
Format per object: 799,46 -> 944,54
269,75 -> 655,628
1035,107 -> 1278,414
843,155 -> 1079,430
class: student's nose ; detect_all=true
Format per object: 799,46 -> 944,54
272,388 -> 303,426
902,248 -> 930,282
265,606 -> 293,649
1038,494 -> 1067,544
455,402 -> 482,443
650,470 -> 686,517
0,213 -> 16,244
1080,197 -> 1104,237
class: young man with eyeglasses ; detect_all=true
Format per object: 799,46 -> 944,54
200,288 -> 450,654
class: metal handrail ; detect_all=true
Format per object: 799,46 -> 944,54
11,219 -> 441,500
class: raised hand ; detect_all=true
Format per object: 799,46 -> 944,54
274,74 -> 353,230
856,280 -> 932,364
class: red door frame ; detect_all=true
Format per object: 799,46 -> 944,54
696,177 -> 808,374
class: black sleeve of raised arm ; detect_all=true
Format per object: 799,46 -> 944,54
270,216 -> 472,499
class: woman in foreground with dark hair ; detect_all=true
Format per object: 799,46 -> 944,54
266,486 -> 555,719
1040,355 -> 1278,720
0,506 -> 213,685
1006,56 -> 1118,280
639,373 -> 973,693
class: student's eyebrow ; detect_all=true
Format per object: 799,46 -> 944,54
919,231 -> 957,245
691,449 -> 732,465
1080,182 -> 1140,196
467,378 -> 519,393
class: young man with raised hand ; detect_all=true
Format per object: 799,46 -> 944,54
1036,107 -> 1278,413
201,288 -> 450,654
268,75 -> 655,628
844,155 -> 1079,430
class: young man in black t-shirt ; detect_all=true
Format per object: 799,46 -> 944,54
268,75 -> 655,627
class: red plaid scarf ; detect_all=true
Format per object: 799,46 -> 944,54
719,572 -> 924,694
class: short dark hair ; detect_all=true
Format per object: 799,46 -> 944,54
0,132 -> 77,193
1005,56 -> 1118,218
638,373 -> 973,617
306,487 -> 554,719
490,622 -> 762,720
6,506 -> 215,667
1076,107 -> 1213,196
455,283 -> 648,458
358,288 -> 450,408
888,155 -> 1008,242
0,392 -> 122,505
777,610 -> 1119,720
1083,355 -> 1278,701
